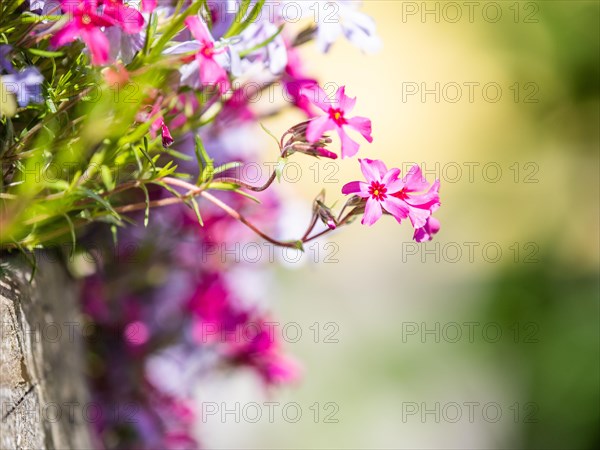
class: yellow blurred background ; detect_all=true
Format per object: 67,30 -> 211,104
197,2 -> 599,448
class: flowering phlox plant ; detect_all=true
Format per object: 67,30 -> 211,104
0,1 -> 440,448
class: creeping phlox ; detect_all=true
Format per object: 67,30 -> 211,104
1,1 -> 440,448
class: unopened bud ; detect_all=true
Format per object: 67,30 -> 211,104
282,121 -> 338,159
315,200 -> 337,230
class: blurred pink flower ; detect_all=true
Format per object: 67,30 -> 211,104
51,0 -> 143,65
183,16 -> 231,94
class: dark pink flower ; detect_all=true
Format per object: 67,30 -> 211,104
342,158 -> 408,225
302,84 -> 372,158
390,165 -> 441,229
342,160 -> 441,233
413,216 -> 441,242
51,0 -> 143,65
183,16 -> 231,94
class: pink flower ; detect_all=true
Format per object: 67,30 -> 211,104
138,97 -> 174,147
51,0 -> 143,65
390,165 -> 441,229
342,160 -> 441,235
342,158 -> 408,225
183,16 -> 231,94
141,0 -> 157,13
302,85 -> 372,158
413,216 -> 441,242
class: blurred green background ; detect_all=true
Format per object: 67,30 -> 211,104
197,2 -> 599,448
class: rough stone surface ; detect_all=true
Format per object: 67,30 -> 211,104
0,256 -> 93,449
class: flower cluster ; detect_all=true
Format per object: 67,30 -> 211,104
1,0 -> 440,448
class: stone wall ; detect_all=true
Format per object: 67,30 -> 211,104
0,256 -> 93,449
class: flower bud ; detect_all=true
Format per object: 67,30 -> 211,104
282,121 -> 337,159
315,200 -> 337,230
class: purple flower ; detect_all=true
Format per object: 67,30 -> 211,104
1,67 -> 44,107
0,45 -> 13,74
280,0 -> 382,53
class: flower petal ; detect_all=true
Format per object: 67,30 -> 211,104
306,115 -> 335,143
107,4 -> 144,33
361,198 -> 382,226
359,158 -> 387,182
339,127 -> 360,158
347,116 -> 373,143
80,27 -> 109,65
405,180 -> 441,210
300,84 -> 333,113
199,57 -> 230,93
334,86 -> 356,113
341,181 -> 369,197
381,196 -> 410,223
50,22 -> 80,48
382,168 -> 401,185
402,164 -> 430,192
407,204 -> 431,229
185,15 -> 213,44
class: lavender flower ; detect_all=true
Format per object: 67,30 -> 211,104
281,0 -> 382,54
0,45 -> 13,74
1,67 -> 44,107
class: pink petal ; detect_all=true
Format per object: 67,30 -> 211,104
382,168 -> 401,185
362,198 -> 382,226
402,165 -> 430,192
381,196 -> 410,223
300,84 -> 332,113
50,22 -> 80,48
347,116 -> 373,143
306,115 -> 335,143
407,204 -> 431,229
413,217 -> 440,242
142,0 -> 157,12
110,5 -> 144,33
334,86 -> 356,113
199,57 -> 230,93
338,127 -> 360,158
341,181 -> 369,197
185,16 -> 213,44
359,158 -> 387,182
80,27 -> 109,65
405,180 -> 441,210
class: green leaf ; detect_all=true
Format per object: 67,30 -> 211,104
100,165 -> 116,191
28,48 -> 64,58
260,122 -> 281,147
212,161 -> 243,176
139,183 -> 150,227
188,196 -> 204,226
276,157 -> 287,183
63,213 -> 76,258
195,135 -> 214,184
233,189 -> 261,204
76,187 -> 120,219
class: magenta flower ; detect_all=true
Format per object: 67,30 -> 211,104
51,0 -> 143,65
413,216 -> 441,242
182,15 -> 231,94
342,160 -> 441,235
390,165 -> 441,229
342,158 -> 409,226
302,84 -> 372,158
